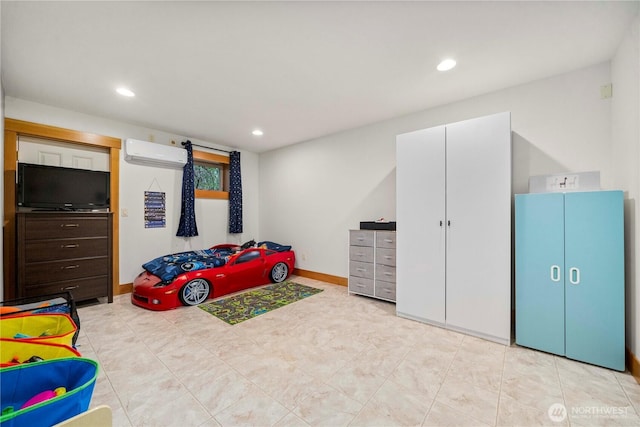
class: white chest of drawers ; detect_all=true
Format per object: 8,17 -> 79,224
348,230 -> 396,302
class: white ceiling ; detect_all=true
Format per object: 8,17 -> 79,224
2,1 -> 638,153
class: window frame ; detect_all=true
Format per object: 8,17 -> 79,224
192,150 -> 230,200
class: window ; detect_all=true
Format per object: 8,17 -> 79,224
192,150 -> 229,200
194,163 -> 222,191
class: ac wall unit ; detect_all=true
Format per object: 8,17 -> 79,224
124,139 -> 187,169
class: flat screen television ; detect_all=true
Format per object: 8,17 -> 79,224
17,163 -> 110,210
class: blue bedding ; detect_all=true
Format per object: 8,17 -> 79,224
142,241 -> 292,283
142,248 -> 232,283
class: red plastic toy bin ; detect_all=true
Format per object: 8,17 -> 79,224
0,357 -> 98,427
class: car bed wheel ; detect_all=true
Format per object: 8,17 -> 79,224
270,262 -> 288,283
179,279 -> 210,306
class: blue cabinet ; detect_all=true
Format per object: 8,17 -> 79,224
515,191 -> 625,371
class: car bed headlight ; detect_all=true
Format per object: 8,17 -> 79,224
153,281 -> 172,288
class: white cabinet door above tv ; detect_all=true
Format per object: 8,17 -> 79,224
18,135 -> 110,172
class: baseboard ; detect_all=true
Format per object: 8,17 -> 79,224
117,283 -> 133,295
293,268 -> 347,286
627,346 -> 640,384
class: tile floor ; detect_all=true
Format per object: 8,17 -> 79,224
76,276 -> 640,426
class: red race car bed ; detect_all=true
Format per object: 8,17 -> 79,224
131,241 -> 295,310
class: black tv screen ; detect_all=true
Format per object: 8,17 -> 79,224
17,163 -> 110,210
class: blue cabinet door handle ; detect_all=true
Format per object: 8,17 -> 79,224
569,267 -> 580,285
550,265 -> 561,282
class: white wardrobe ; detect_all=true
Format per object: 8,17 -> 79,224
395,112 -> 512,345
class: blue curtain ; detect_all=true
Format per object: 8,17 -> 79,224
229,150 -> 243,233
177,140 -> 198,237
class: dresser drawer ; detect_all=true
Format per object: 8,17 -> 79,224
376,231 -> 396,249
376,264 -> 396,283
349,246 -> 374,263
18,212 -> 113,303
24,276 -> 111,301
23,216 -> 109,240
376,248 -> 396,266
350,230 -> 374,247
24,237 -> 109,262
349,260 -> 374,279
375,280 -> 396,301
348,276 -> 374,296
24,257 -> 110,285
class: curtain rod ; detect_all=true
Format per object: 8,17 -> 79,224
181,141 -> 232,154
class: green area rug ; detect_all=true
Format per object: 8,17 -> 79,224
198,281 -> 323,325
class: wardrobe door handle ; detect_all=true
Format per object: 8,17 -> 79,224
550,265 -> 561,282
569,267 -> 580,285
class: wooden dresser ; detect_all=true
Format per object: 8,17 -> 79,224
17,212 -> 113,303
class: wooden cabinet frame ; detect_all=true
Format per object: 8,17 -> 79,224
3,119 -> 121,300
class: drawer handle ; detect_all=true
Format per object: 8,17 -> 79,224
384,255 -> 392,259
356,268 -> 366,272
61,224 -> 80,228
356,284 -> 365,288
62,286 -> 79,291
384,239 -> 393,243
61,244 -> 80,249
61,265 -> 80,270
384,272 -> 393,276
357,237 -> 364,241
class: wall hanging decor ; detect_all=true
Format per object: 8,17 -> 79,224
144,191 -> 166,229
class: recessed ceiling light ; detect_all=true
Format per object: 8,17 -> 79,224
437,59 -> 457,72
116,87 -> 135,97
252,129 -> 264,136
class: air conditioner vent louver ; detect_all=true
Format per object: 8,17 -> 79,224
124,139 -> 187,169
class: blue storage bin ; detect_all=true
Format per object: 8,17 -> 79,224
0,357 -> 98,427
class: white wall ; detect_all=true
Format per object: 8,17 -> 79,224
612,15 -> 640,358
260,62 -> 613,277
4,97 -> 260,285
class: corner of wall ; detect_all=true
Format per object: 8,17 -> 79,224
611,12 -> 640,370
